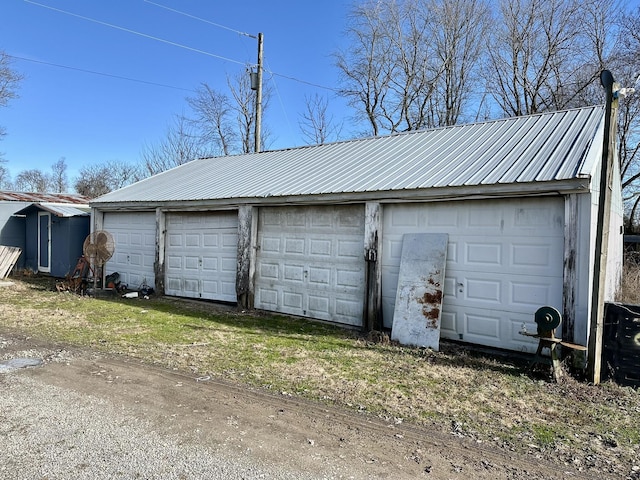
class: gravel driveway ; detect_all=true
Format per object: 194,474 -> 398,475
0,332 -> 601,480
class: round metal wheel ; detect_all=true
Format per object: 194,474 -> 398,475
534,306 -> 561,332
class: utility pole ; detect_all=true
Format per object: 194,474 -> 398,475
588,70 -> 619,385
254,32 -> 264,153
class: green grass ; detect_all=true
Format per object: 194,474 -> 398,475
1,275 -> 639,475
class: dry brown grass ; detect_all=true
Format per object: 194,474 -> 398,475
618,253 -> 640,304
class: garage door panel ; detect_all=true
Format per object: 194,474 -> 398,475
382,198 -> 564,352
335,297 -> 362,321
201,256 -> 218,271
308,266 -> 330,285
309,295 -> 330,315
221,257 -> 236,273
165,211 -> 237,302
255,205 -> 365,326
104,212 -> 156,288
465,312 -> 501,340
466,242 -> 502,265
440,311 -> 457,337
258,288 -> 278,306
262,237 -> 281,253
511,242 -> 557,269
183,278 -> 199,295
284,263 -> 305,282
465,278 -> 501,304
337,239 -> 361,258
510,278 -> 560,308
336,268 -> 363,289
285,238 -> 305,254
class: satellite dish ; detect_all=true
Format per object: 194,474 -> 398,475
83,230 -> 115,291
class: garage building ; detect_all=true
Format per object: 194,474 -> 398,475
90,106 -> 623,354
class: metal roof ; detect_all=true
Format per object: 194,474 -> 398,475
0,191 -> 90,203
14,203 -> 90,217
93,106 -> 605,206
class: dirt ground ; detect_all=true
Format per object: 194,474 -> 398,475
0,330 -> 608,480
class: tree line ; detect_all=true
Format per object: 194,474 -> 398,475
1,0 -> 640,227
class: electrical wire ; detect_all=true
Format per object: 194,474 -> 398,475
268,70 -> 338,92
23,0 -> 339,94
143,0 -> 256,39
263,61 -> 294,141
24,0 -> 246,66
6,54 -> 197,92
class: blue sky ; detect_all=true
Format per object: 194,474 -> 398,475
0,0 -> 353,183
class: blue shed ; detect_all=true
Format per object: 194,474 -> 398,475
15,202 -> 90,277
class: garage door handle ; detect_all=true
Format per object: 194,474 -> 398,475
458,282 -> 464,293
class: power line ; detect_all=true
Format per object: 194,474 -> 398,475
268,70 -> 338,92
143,0 -> 256,39
7,54 -> 196,93
24,0 -> 247,66
141,1 -> 339,92
23,0 -> 339,94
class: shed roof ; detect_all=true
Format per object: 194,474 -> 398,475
14,203 -> 90,218
93,105 -> 605,206
0,191 -> 90,204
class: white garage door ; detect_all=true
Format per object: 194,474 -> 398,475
255,205 -> 365,326
165,211 -> 238,302
103,212 -> 156,289
382,197 -> 564,353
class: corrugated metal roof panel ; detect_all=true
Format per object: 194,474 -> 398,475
93,106 -> 605,205
13,203 -> 90,217
0,191 -> 90,203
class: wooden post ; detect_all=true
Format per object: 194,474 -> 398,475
154,208 -> 166,295
236,205 -> 253,309
562,194 -> 578,344
254,33 -> 263,153
92,209 -> 104,233
588,71 -> 619,384
363,202 -> 382,332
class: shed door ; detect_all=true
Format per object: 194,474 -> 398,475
165,211 -> 238,302
254,205 -> 366,326
103,212 -> 156,289
382,197 -> 564,353
37,212 -> 51,273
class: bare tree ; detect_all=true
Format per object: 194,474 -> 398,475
0,163 -> 12,189
142,71 -> 271,175
299,94 -> 343,145
108,160 -> 144,190
613,7 -> 640,231
335,0 -> 395,136
73,161 -> 143,198
186,83 -> 235,156
74,165 -> 112,199
141,114 -> 212,176
0,51 -> 23,158
14,169 -> 51,192
427,0 -> 491,126
335,0 -> 489,135
227,71 -> 271,153
50,157 -> 68,193
483,0 -> 619,117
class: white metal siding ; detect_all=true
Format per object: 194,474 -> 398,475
255,205 -> 365,326
382,198 -> 564,352
103,212 -> 156,288
165,211 -> 238,302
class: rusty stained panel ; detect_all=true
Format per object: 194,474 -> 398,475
0,191 -> 90,203
391,233 -> 448,350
